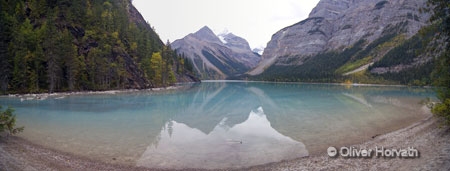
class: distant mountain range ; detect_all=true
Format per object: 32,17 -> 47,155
172,26 -> 260,79
2,0 -> 441,95
172,0 -> 440,85
252,48 -> 264,55
245,0 -> 439,85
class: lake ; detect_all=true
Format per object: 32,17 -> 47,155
0,81 -> 435,169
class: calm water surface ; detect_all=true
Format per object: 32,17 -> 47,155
0,81 -> 435,169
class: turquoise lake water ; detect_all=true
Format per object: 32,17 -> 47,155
0,81 -> 435,169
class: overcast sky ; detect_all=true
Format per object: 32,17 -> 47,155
132,0 -> 320,50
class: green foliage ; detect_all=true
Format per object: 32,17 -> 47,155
427,0 -> 450,125
372,61 -> 434,85
336,56 -> 372,74
427,0 -> 450,37
433,51 -> 450,101
365,23 -> 438,85
9,18 -> 47,93
184,57 -> 194,73
168,68 -> 176,85
0,0 -> 197,94
352,33 -> 398,62
252,40 -> 364,82
432,50 -> 450,124
0,106 -> 24,136
371,32 -> 432,68
249,19 -> 435,86
150,52 -> 163,87
140,55 -> 152,80
336,33 -> 405,75
342,70 -> 397,85
433,99 -> 450,125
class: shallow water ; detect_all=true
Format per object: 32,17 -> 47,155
0,81 -> 435,169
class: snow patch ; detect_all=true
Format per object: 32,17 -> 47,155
217,28 -> 230,44
218,34 -> 228,44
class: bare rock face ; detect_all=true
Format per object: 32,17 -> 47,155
172,26 -> 260,79
249,0 -> 429,75
221,33 -> 251,51
220,33 -> 261,68
194,26 -> 224,45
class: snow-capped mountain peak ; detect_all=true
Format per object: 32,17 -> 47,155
217,28 -> 230,44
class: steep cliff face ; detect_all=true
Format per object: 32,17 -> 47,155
172,26 -> 260,79
249,0 -> 430,75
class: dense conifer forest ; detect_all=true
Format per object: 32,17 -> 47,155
0,0 -> 197,94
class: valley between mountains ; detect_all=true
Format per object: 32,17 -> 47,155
171,0 -> 442,86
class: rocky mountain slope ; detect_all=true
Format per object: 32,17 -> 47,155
172,26 -> 260,79
248,0 -> 436,85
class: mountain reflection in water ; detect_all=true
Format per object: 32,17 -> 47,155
137,107 -> 308,169
0,81 -> 434,169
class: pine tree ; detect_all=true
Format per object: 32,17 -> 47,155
10,19 -> 41,93
0,5 -> 13,93
0,106 -> 24,136
150,52 -> 163,87
0,0 -> 195,94
42,14 -> 61,93
60,30 -> 79,91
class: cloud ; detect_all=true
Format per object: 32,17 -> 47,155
132,0 -> 320,49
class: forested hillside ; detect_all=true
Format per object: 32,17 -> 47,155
250,22 -> 441,85
245,0 -> 443,86
0,0 -> 198,94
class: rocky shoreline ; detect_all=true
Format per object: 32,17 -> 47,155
244,116 -> 450,171
3,84 -> 195,101
1,110 -> 449,170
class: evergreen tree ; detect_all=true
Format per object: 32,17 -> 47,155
42,14 -> 62,93
10,18 -> 45,93
0,106 -> 24,136
0,5 -> 12,93
150,52 -> 163,87
61,30 -> 79,91
428,0 -> 450,124
0,0 -> 197,94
